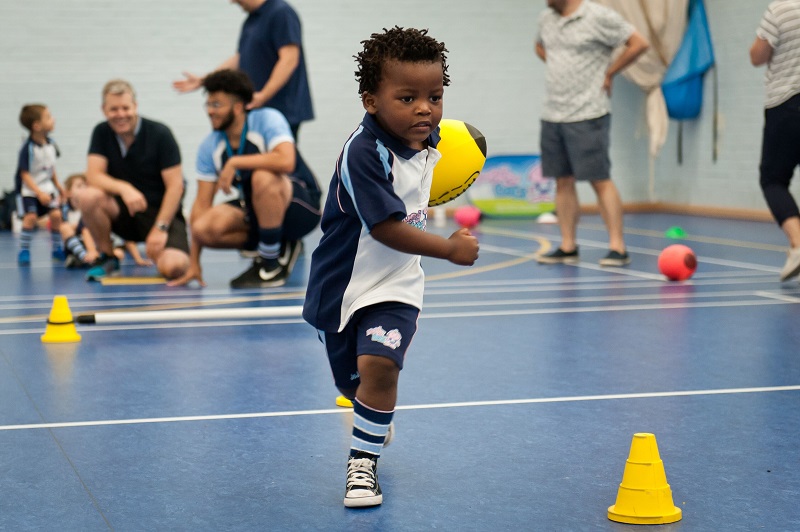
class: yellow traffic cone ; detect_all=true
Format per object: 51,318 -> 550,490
608,433 -> 682,525
41,295 -> 82,343
335,395 -> 353,408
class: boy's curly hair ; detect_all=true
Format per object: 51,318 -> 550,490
355,26 -> 450,95
202,69 -> 254,105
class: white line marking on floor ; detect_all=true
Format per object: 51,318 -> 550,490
1,385 -> 797,432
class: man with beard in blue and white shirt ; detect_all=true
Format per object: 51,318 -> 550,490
169,69 -> 320,288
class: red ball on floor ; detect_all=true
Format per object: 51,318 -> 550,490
658,244 -> 697,281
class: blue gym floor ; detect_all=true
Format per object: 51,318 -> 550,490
1,212 -> 799,531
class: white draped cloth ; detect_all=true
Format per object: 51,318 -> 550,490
596,0 -> 688,159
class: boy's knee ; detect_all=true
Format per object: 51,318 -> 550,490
78,186 -> 106,211
59,225 -> 75,239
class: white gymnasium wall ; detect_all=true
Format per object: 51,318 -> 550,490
0,0 -> 788,215
0,0 -> 543,209
649,0 -> 791,212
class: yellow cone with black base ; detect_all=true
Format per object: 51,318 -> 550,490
41,295 -> 82,343
608,433 -> 682,525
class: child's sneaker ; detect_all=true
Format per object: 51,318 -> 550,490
18,249 -> 30,266
344,454 -> 382,508
86,255 -> 120,281
52,249 -> 67,261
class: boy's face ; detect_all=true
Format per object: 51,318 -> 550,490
102,92 -> 138,136
66,179 -> 87,207
34,108 -> 55,134
362,59 -> 444,150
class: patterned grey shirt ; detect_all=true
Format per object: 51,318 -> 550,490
756,0 -> 800,108
537,0 -> 633,123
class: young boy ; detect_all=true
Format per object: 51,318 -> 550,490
302,27 -> 479,508
15,104 -> 65,265
60,173 -> 152,269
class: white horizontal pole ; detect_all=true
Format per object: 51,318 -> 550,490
78,305 -> 304,324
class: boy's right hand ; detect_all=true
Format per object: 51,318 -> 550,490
446,228 -> 479,266
37,191 -> 51,206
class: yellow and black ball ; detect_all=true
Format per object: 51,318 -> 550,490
429,119 -> 487,207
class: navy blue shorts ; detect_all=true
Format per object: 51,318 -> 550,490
540,114 -> 611,181
18,194 -> 58,218
321,302 -> 420,391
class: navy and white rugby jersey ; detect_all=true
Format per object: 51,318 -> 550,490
303,113 -> 441,332
15,136 -> 59,197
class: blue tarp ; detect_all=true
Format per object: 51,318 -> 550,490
662,0 -> 715,120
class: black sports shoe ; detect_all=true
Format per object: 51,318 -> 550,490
64,253 -> 94,270
86,254 -> 121,281
344,454 -> 382,508
536,247 -> 579,264
599,250 -> 631,267
229,257 -> 288,289
278,240 -> 303,275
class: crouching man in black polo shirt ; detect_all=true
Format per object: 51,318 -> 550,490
80,79 -> 190,282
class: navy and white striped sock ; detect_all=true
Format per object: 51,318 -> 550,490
20,229 -> 33,251
65,236 -> 87,261
51,231 -> 63,253
350,398 -> 394,458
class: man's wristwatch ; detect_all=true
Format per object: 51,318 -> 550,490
155,221 -> 170,232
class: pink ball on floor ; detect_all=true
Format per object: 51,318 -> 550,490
454,205 -> 481,229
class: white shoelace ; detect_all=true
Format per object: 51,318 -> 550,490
346,458 -> 377,489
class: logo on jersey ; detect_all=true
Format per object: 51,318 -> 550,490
404,209 -> 427,231
366,326 -> 402,350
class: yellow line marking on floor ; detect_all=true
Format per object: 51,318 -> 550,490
100,277 -> 166,285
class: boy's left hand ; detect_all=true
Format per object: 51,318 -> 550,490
446,228 -> 480,266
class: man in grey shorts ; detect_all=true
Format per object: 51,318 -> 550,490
535,0 -> 648,266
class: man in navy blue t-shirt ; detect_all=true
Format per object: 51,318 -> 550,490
173,0 -> 317,196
